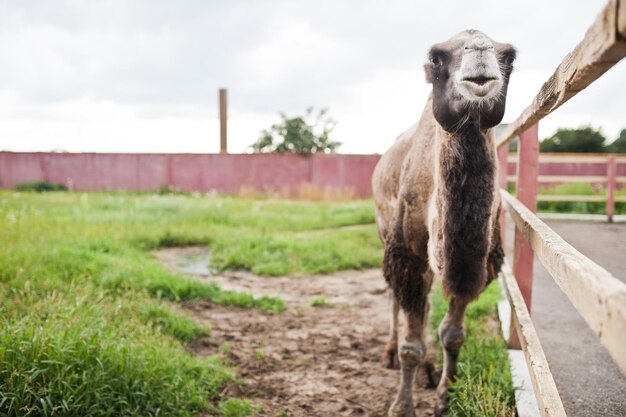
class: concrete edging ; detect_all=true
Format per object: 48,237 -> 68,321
497,294 -> 541,417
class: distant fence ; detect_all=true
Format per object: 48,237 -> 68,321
506,152 -> 626,221
2,151 -> 625,200
0,152 -> 379,198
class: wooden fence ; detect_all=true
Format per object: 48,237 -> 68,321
505,153 -> 626,221
496,1 -> 626,416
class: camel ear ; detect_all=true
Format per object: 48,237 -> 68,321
424,64 -> 434,84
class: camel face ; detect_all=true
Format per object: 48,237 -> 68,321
425,30 -> 516,132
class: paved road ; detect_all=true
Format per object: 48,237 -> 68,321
505,219 -> 626,417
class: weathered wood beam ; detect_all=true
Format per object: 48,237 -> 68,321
501,190 -> 626,375
619,0 -> 626,37
499,260 -> 567,417
506,153 -> 626,163
537,194 -> 606,202
497,0 -> 626,148
506,175 -> 608,183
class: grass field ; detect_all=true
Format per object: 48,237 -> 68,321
0,190 -> 513,416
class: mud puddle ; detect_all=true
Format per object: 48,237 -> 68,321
156,246 -> 437,417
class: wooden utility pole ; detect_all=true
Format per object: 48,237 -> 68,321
606,155 -> 616,222
219,88 -> 228,154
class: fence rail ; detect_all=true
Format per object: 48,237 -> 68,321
496,1 -> 626,416
502,190 -> 626,373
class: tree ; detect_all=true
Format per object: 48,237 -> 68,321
539,126 -> 607,153
607,129 -> 626,153
250,108 -> 341,155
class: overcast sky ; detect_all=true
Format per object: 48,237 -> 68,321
0,0 -> 624,154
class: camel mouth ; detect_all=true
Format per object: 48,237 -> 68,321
462,76 -> 498,86
456,72 -> 503,99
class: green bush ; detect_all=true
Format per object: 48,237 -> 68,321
14,181 -> 67,192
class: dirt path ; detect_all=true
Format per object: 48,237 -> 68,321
156,247 -> 438,417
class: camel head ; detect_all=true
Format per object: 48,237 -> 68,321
424,30 -> 516,132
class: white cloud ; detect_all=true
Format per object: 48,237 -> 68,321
0,0 -> 624,154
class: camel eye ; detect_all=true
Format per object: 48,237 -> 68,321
430,54 -> 442,67
503,51 -> 516,65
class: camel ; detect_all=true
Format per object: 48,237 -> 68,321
372,30 -> 515,417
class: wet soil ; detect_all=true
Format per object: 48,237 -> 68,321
156,246 -> 438,417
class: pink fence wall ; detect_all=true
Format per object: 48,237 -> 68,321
506,161 -> 626,177
0,152 -> 381,197
1,152 -> 624,197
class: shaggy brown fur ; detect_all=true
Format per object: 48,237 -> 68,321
436,125 -> 497,299
383,243 -> 432,314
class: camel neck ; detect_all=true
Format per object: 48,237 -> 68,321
434,127 -> 496,297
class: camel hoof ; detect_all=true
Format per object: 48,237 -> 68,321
388,400 -> 416,417
383,347 -> 399,369
399,343 -> 424,367
435,382 -> 450,417
434,399 -> 447,417
416,360 -> 440,389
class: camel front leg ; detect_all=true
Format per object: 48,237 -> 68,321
383,296 -> 400,368
435,296 -> 469,416
388,310 -> 427,417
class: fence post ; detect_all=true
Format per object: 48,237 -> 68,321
509,123 -> 539,349
498,144 -> 509,244
606,155 -> 616,222
219,88 -> 228,154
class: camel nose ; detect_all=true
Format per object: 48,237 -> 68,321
464,37 -> 493,52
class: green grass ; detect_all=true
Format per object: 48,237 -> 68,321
431,282 -> 515,417
0,290 -> 234,416
0,190 -> 513,416
0,191 -> 377,416
310,296 -> 328,307
218,398 -> 256,417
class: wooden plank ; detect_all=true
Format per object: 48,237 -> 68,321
507,153 -> 606,164
537,175 -> 607,183
614,196 -> 626,202
497,0 -> 626,148
538,194 -> 606,202
514,126 -> 539,308
607,155 -> 616,221
501,190 -> 626,375
500,260 -> 567,417
510,125 -> 539,349
619,0 -> 626,37
535,155 -> 607,163
507,175 -> 608,183
498,145 -> 509,244
507,153 -> 626,163
616,176 -> 626,183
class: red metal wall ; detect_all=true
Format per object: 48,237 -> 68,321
0,152 -> 381,197
1,152 -> 623,197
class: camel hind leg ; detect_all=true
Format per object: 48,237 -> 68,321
383,296 -> 400,369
